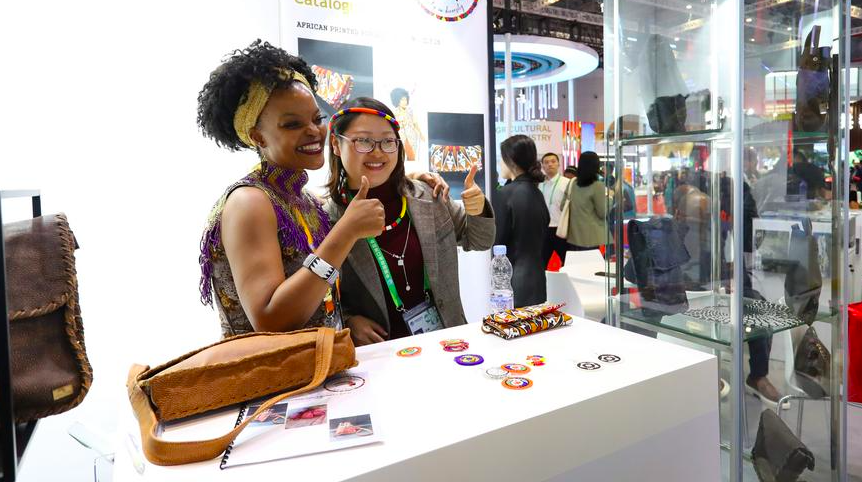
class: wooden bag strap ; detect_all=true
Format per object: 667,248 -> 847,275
127,328 -> 336,466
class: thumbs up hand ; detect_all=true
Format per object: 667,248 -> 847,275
460,164 -> 486,216
342,176 -> 385,239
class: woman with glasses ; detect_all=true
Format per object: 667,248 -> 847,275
197,42 -> 447,338
324,97 -> 495,346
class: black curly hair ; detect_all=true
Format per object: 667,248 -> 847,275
196,39 -> 318,151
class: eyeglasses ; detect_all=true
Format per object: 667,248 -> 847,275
336,134 -> 401,154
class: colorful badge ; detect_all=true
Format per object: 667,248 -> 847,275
454,354 -> 484,366
397,347 -> 422,357
485,367 -> 509,379
502,377 -> 533,390
597,354 -> 621,364
501,363 -> 531,374
440,338 -> 469,352
526,355 -> 546,366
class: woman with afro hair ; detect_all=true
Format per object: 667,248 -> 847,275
198,40 -> 394,337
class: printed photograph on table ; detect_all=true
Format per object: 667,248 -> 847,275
330,414 -> 375,441
297,38 -> 373,116
246,402 -> 288,427
428,112 -> 485,198
285,404 -> 328,430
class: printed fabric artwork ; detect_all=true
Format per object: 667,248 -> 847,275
430,145 -> 483,173
311,65 -> 354,110
481,302 -> 573,340
683,299 -> 804,330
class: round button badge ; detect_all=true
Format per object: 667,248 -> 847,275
454,354 -> 484,366
598,354 -> 621,364
396,347 -> 422,357
576,361 -> 603,371
501,363 -> 531,374
485,367 -> 509,379
502,377 -> 533,390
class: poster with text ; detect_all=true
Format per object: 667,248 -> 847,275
282,0 -> 490,191
495,121 -> 563,186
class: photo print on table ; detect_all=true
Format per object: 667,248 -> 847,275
245,402 -> 288,427
297,38 -> 373,116
329,414 -> 374,442
285,404 -> 328,430
427,112 -> 485,198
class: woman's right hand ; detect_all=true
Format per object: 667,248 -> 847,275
340,176 -> 385,240
345,315 -> 388,346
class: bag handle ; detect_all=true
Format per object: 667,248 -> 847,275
127,327 -> 336,466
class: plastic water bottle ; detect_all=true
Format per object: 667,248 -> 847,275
490,245 -> 514,312
799,179 -> 808,199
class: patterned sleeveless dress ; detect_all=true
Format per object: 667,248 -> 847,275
199,163 -> 334,337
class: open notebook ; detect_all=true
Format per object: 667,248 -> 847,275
158,369 -> 380,470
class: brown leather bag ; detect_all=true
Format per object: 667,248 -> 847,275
127,327 -> 356,465
4,213 -> 92,421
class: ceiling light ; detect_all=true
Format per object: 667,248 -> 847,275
626,37 -> 638,42
750,38 -> 756,42
786,27 -> 792,31
674,37 -> 680,41
669,43 -> 677,49
745,17 -> 752,22
686,4 -> 692,9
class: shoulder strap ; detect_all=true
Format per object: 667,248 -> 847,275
127,328 -> 336,466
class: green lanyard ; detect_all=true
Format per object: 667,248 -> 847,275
542,175 -> 561,204
366,236 -> 430,312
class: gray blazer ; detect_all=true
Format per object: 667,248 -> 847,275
323,180 -> 495,334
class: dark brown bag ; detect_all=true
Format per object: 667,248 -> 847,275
4,213 -> 92,421
794,326 -> 831,398
752,409 -> 815,482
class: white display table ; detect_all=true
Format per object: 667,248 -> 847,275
113,318 -> 719,482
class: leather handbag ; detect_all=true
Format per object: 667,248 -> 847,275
752,409 -> 815,482
4,213 -> 92,421
647,94 -> 687,134
794,326 -> 831,398
127,327 -> 357,465
794,25 -> 831,133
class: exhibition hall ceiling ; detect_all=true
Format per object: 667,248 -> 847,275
493,0 -> 862,63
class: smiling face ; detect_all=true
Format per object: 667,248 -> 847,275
332,114 -> 399,189
251,83 -> 326,171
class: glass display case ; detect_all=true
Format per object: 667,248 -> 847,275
603,1 -> 851,480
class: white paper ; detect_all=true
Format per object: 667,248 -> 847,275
220,370 -> 381,469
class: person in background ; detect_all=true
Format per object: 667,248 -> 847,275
539,152 -> 571,267
791,150 -> 828,200
562,151 -> 608,251
563,166 -> 578,180
323,97 -> 494,346
493,135 -> 550,307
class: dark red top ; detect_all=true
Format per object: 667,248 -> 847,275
366,183 -> 425,340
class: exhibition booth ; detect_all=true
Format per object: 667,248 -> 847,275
0,0 -> 858,481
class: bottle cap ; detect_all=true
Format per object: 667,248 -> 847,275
493,245 -> 507,256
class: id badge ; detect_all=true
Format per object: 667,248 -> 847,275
403,299 -> 444,335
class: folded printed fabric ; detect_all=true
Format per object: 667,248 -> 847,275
430,144 -> 483,173
311,65 -> 354,110
482,302 -> 573,340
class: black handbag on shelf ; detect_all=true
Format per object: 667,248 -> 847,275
624,218 -> 690,318
794,25 -> 831,133
784,220 -> 822,324
647,94 -> 687,134
794,326 -> 831,398
752,409 -> 815,482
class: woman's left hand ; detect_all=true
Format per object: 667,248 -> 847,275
409,171 -> 450,199
461,164 -> 486,216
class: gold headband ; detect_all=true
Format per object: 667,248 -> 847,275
233,69 -> 313,148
